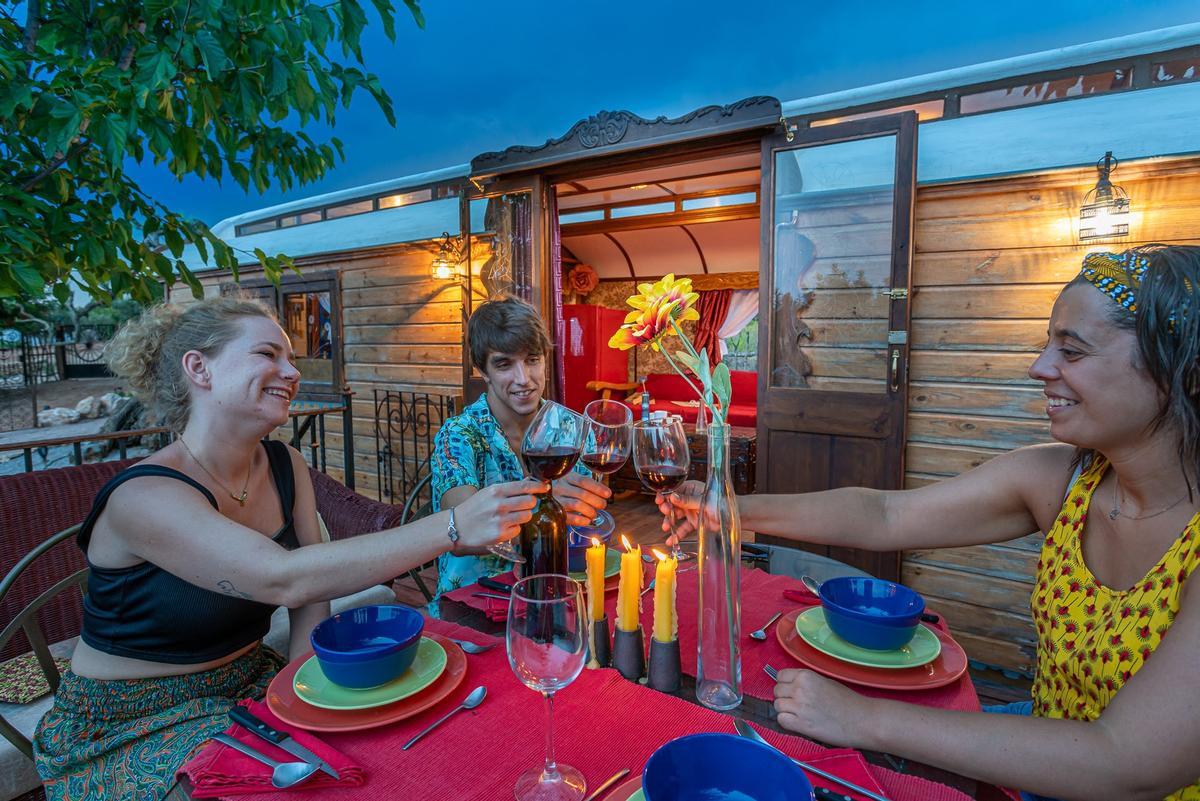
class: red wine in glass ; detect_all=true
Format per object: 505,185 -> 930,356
636,464 -> 689,493
523,446 -> 581,481
580,451 -> 626,475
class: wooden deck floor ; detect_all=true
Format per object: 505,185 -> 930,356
391,492 -> 1031,707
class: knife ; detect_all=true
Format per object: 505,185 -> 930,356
229,706 -> 340,780
473,592 -> 512,601
478,576 -> 514,593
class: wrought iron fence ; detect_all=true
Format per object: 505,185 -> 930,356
373,390 -> 457,511
58,323 -> 117,379
0,329 -> 58,433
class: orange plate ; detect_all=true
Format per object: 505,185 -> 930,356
266,632 -> 467,732
775,608 -> 968,691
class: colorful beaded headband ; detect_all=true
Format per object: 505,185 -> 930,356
1079,251 -> 1148,313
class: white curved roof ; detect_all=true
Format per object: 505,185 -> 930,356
192,23 -> 1200,270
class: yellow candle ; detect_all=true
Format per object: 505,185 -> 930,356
652,549 -> 678,643
615,535 -> 642,632
586,537 -> 606,622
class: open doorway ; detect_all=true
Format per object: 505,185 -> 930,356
550,150 -> 762,431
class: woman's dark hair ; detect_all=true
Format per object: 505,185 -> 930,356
467,296 -> 551,373
1067,244 -> 1200,485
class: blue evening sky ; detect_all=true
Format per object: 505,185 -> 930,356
130,1 -> 1200,226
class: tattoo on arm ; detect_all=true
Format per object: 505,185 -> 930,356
216,580 -> 254,600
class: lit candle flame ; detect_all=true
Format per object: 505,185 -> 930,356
591,536 -> 600,547
621,534 -> 632,551
653,548 -> 668,562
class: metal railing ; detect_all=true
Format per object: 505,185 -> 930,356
373,390 -> 457,508
1,389 -> 355,484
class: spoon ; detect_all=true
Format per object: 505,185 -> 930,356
449,638 -> 494,654
801,575 -> 822,597
641,578 -> 656,596
401,685 -> 487,750
748,611 -> 783,641
212,733 -> 319,789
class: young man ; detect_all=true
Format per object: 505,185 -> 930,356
430,296 -> 611,609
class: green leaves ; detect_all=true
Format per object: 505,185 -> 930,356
1,0 -> 418,305
711,362 -> 732,423
193,29 -> 230,80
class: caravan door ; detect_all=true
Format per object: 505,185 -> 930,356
756,112 -> 917,580
460,176 -> 553,404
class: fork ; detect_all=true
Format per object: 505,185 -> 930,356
764,663 -> 779,681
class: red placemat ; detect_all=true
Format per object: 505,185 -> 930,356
210,618 -> 977,801
446,565 -> 980,712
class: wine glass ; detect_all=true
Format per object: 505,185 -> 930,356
507,573 -> 588,801
581,399 -> 632,480
488,402 -> 584,563
632,415 -> 694,561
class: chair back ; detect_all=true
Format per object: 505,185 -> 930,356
0,524 -> 87,759
0,460 -> 134,661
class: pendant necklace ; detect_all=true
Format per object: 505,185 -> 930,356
180,438 -> 251,506
1109,473 -> 1193,522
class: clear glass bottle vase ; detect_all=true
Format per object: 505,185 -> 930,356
695,422 -> 742,710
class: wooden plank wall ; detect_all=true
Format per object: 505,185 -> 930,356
176,241 -> 466,498
901,154 -> 1200,674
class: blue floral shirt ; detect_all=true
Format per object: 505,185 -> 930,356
430,394 -> 524,612
430,394 -> 589,615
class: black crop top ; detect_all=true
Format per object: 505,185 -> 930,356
77,439 -> 300,664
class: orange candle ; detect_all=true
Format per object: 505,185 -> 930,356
586,537 -> 606,622
615,535 -> 642,632
652,549 -> 678,643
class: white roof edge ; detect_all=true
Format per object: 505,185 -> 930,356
781,22 -> 1200,117
208,163 -> 469,238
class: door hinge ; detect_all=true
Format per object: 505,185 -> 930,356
889,288 -> 909,300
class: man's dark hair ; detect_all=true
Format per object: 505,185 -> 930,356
467,296 -> 552,373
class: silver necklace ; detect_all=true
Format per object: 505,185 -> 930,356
1109,473 -> 1193,522
179,438 -> 251,506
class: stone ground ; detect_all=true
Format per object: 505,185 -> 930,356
0,377 -> 147,476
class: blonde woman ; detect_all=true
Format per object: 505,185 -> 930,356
33,296 -> 545,800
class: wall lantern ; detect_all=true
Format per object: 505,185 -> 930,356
430,231 -> 465,281
1078,151 -> 1131,241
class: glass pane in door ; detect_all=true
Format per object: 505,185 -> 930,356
771,135 -> 896,392
468,192 -> 533,303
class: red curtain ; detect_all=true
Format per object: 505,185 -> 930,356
693,289 -> 732,368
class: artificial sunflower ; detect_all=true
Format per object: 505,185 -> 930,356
607,274 -> 699,352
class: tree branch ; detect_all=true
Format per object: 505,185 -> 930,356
22,0 -> 42,76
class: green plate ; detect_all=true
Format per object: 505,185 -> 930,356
794,606 -> 941,669
293,637 -> 447,710
569,547 -> 621,582
628,790 -> 644,801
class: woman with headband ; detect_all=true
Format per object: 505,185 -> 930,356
663,245 -> 1200,800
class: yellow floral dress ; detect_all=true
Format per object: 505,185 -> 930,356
1031,457 -> 1200,800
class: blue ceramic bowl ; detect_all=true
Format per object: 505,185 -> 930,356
643,733 -> 813,801
309,604 -> 424,689
819,577 -> 924,651
566,509 -> 615,572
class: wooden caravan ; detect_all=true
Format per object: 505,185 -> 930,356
179,24 -> 1200,677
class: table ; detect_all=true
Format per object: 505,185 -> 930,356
174,518 -> 1016,801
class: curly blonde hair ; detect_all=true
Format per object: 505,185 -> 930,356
105,295 -> 277,433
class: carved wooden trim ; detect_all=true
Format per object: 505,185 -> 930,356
471,96 -> 781,177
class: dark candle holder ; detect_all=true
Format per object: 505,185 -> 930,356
612,626 -> 645,681
587,616 -> 612,669
647,637 -> 681,692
